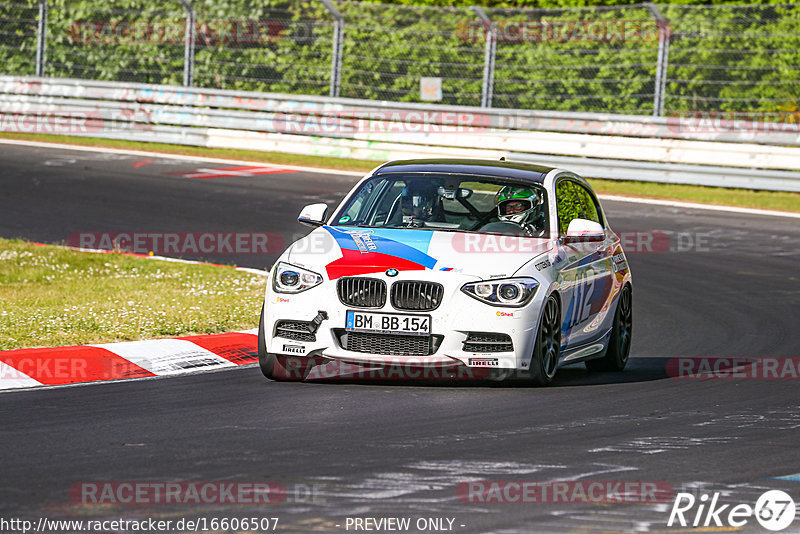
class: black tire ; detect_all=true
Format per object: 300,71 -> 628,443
258,308 -> 298,381
529,294 -> 561,386
586,284 -> 632,372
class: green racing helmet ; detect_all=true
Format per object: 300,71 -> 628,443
494,186 -> 544,231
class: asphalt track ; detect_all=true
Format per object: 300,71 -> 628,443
1,143 -> 799,533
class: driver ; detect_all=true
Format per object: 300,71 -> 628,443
494,186 -> 546,236
400,181 -> 443,227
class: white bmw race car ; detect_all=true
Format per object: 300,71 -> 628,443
258,159 -> 632,385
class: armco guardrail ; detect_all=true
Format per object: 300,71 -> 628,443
2,76 -> 800,192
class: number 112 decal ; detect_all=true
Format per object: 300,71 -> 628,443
566,270 -> 595,330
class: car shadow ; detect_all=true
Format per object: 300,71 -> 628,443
292,357 -> 671,388
544,357 -> 671,387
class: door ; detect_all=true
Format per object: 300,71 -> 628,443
554,179 -> 614,349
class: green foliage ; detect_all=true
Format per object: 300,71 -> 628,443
359,0 -> 799,7
661,3 -> 800,115
0,2 -> 39,75
338,3 -> 484,104
556,180 -> 584,234
489,5 -> 659,113
1,0 -> 797,116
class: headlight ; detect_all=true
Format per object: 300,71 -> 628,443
462,277 -> 538,307
273,261 -> 323,293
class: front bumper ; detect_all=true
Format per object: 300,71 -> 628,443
262,272 -> 544,372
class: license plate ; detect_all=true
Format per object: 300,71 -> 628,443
346,311 -> 430,336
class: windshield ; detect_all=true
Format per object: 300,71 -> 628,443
331,173 -> 549,237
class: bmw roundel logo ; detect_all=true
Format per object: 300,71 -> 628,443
386,268 -> 399,277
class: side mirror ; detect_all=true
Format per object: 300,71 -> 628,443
563,218 -> 605,244
298,203 -> 328,227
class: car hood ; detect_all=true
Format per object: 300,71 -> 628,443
287,225 -> 552,280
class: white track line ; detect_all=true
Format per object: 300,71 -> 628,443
52,244 -> 268,276
598,194 -> 800,220
0,363 -> 258,395
2,137 -> 797,218
0,138 -> 364,177
148,253 -> 267,276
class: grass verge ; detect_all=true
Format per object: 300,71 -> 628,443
1,132 -> 798,213
0,239 -> 265,351
589,178 -> 800,213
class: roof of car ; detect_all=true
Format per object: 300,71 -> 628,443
373,159 -> 554,183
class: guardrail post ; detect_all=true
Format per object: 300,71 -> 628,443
472,6 -> 495,109
647,3 -> 670,117
35,0 -> 48,77
179,0 -> 196,87
319,0 -> 343,98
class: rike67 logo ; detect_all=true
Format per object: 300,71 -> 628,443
668,490 -> 796,531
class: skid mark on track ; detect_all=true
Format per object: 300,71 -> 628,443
304,461 -> 640,509
413,460 -> 567,476
43,158 -> 77,166
386,412 -> 713,450
589,436 -> 738,455
693,407 -> 800,431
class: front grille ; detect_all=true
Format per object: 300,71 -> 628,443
391,281 -> 444,311
334,329 -> 444,357
275,320 -> 316,342
463,332 -> 513,352
337,277 -> 387,308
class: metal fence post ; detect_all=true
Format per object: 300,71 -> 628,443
472,6 -> 495,108
179,0 -> 195,87
35,0 -> 48,77
319,0 -> 343,98
655,26 -> 671,117
647,3 -> 670,117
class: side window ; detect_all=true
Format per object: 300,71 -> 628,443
370,180 -> 407,225
336,188 -> 368,224
556,180 -> 583,235
574,184 -> 602,226
336,178 -> 397,225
